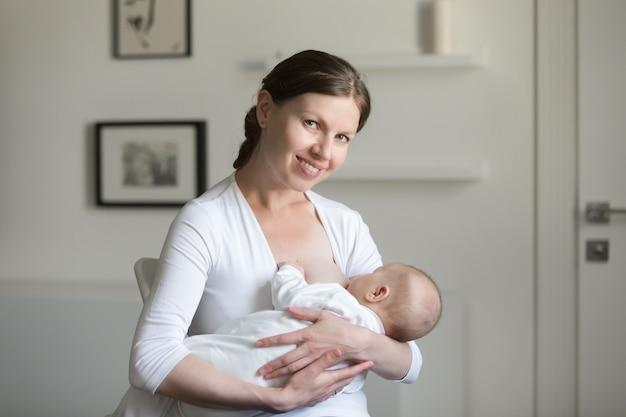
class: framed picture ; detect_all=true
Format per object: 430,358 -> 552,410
113,0 -> 191,58
96,121 -> 206,207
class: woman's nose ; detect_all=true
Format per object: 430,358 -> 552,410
312,135 -> 333,160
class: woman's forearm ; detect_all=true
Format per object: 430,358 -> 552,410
356,328 -> 414,381
155,354 -> 283,412
155,348 -> 369,412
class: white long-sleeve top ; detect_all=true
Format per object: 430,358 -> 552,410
121,174 -> 421,417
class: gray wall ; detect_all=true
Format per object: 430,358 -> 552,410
0,1 -> 536,416
0,285 -> 141,415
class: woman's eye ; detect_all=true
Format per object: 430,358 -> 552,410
304,120 -> 317,128
336,134 -> 351,143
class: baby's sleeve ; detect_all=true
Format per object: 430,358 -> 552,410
270,264 -> 309,310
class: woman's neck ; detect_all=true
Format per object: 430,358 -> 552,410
235,167 -> 307,212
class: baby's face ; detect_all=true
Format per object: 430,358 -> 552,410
346,272 -> 374,299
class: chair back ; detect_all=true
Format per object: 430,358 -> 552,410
134,257 -> 159,303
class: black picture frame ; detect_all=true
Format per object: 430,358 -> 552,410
96,121 -> 206,207
113,0 -> 191,59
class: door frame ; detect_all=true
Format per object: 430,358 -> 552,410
535,0 -> 578,416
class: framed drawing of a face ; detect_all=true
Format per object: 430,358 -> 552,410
113,0 -> 191,58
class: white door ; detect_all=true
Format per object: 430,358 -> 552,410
578,1 -> 626,416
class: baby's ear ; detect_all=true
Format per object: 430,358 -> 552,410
367,285 -> 391,303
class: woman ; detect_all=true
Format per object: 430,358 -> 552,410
111,50 -> 421,417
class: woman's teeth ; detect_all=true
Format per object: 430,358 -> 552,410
299,158 -> 320,173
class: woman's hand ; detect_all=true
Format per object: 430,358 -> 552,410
256,307 -> 372,380
271,349 -> 374,411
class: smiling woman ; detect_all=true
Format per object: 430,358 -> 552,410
107,50 -> 422,417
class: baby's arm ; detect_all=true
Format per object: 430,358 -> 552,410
271,262 -> 309,310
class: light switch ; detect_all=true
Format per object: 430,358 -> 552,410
586,239 -> 609,262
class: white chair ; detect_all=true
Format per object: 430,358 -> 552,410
134,257 -> 159,303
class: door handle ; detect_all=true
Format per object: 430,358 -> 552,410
586,202 -> 626,223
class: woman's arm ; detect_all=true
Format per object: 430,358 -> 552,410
256,307 -> 417,383
155,348 -> 373,412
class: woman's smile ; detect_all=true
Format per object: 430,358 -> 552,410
297,156 -> 324,177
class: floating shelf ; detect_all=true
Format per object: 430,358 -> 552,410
243,50 -> 487,71
328,156 -> 486,182
345,52 -> 484,70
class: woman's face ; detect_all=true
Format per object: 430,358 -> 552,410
256,91 -> 361,191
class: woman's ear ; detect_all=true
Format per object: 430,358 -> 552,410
256,90 -> 273,127
366,285 -> 391,303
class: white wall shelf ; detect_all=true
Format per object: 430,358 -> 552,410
346,52 -> 484,70
243,50 -> 487,71
328,156 -> 487,182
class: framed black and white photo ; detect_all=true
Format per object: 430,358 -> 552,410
113,0 -> 191,58
96,121 -> 206,207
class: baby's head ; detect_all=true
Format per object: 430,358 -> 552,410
346,263 -> 441,342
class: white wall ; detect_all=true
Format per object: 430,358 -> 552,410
0,1 -> 535,416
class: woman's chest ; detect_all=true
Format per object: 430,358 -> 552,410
256,207 -> 348,286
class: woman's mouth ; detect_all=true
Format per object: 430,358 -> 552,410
297,156 -> 322,175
